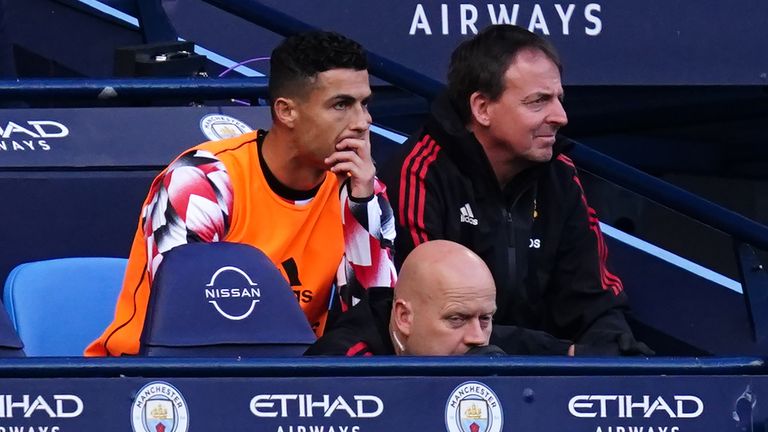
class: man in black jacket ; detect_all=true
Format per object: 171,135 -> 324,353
307,240 -> 503,356
382,24 -> 650,356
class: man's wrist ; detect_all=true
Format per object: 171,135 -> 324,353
348,179 -> 375,201
349,193 -> 375,203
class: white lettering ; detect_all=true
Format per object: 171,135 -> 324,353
675,395 -> 703,418
441,4 -> 449,34
325,396 -> 355,417
594,426 -> 680,432
487,4 -> 519,25
251,394 -> 278,417
250,394 -> 383,419
645,396 -> 676,418
569,395 -> 598,417
57,395 -> 84,418
554,4 -> 575,35
307,394 -> 329,417
409,4 -> 432,35
569,395 -> 703,419
205,288 -> 260,299
626,396 -> 651,418
460,4 -> 478,34
0,394 -> 83,418
1,122 -> 38,139
27,397 -> 55,418
355,395 -> 384,418
528,4 -> 549,34
28,121 -> 68,138
276,394 -> 298,417
585,3 -> 602,36
407,4 -> 606,37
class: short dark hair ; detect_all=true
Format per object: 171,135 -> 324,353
447,25 -> 561,125
268,31 -> 368,101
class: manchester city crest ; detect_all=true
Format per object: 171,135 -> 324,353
445,381 -> 503,432
199,114 -> 253,141
131,381 -> 190,432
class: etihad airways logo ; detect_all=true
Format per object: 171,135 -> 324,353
568,395 -> 704,419
0,121 -> 69,139
250,394 -> 383,418
409,3 -> 603,36
0,394 -> 83,418
0,120 -> 69,152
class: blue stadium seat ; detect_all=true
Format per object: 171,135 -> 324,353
3,257 -> 127,356
0,302 -> 24,357
142,242 -> 316,356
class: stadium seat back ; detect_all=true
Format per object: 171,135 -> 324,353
0,301 -> 24,357
142,242 -> 316,357
3,257 -> 127,356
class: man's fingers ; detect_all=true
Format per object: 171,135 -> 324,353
325,150 -> 362,166
336,137 -> 370,153
325,140 -> 376,198
329,161 -> 357,175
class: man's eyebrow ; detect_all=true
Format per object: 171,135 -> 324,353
328,93 -> 373,103
329,94 -> 355,104
524,91 -> 552,99
522,90 -> 564,102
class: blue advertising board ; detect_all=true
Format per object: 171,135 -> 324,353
0,106 -> 271,168
165,0 -> 768,85
0,373 -> 764,431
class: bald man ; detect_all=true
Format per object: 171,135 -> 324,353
306,240 -> 503,356
389,240 -> 496,355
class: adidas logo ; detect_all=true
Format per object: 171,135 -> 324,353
459,203 -> 478,225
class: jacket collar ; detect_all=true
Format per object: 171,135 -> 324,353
425,92 -> 499,188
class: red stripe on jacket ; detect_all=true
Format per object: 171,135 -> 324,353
557,155 -> 623,295
399,135 -> 440,246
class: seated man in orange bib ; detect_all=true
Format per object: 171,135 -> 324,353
86,31 -> 396,356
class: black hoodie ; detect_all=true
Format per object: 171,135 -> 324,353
380,93 -> 650,356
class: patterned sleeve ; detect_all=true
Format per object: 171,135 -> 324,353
142,149 -> 233,278
335,177 -> 397,311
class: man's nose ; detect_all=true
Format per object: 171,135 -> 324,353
547,98 -> 568,127
350,104 -> 372,132
463,318 -> 488,347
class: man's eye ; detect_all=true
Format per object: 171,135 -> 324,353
333,102 -> 347,110
447,316 -> 466,326
479,315 -> 493,328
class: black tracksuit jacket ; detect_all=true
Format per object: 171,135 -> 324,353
381,93 -> 649,356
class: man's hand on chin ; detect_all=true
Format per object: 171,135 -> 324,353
325,134 -> 375,198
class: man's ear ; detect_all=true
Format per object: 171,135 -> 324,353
391,298 -> 413,337
273,97 -> 297,128
469,91 -> 492,127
